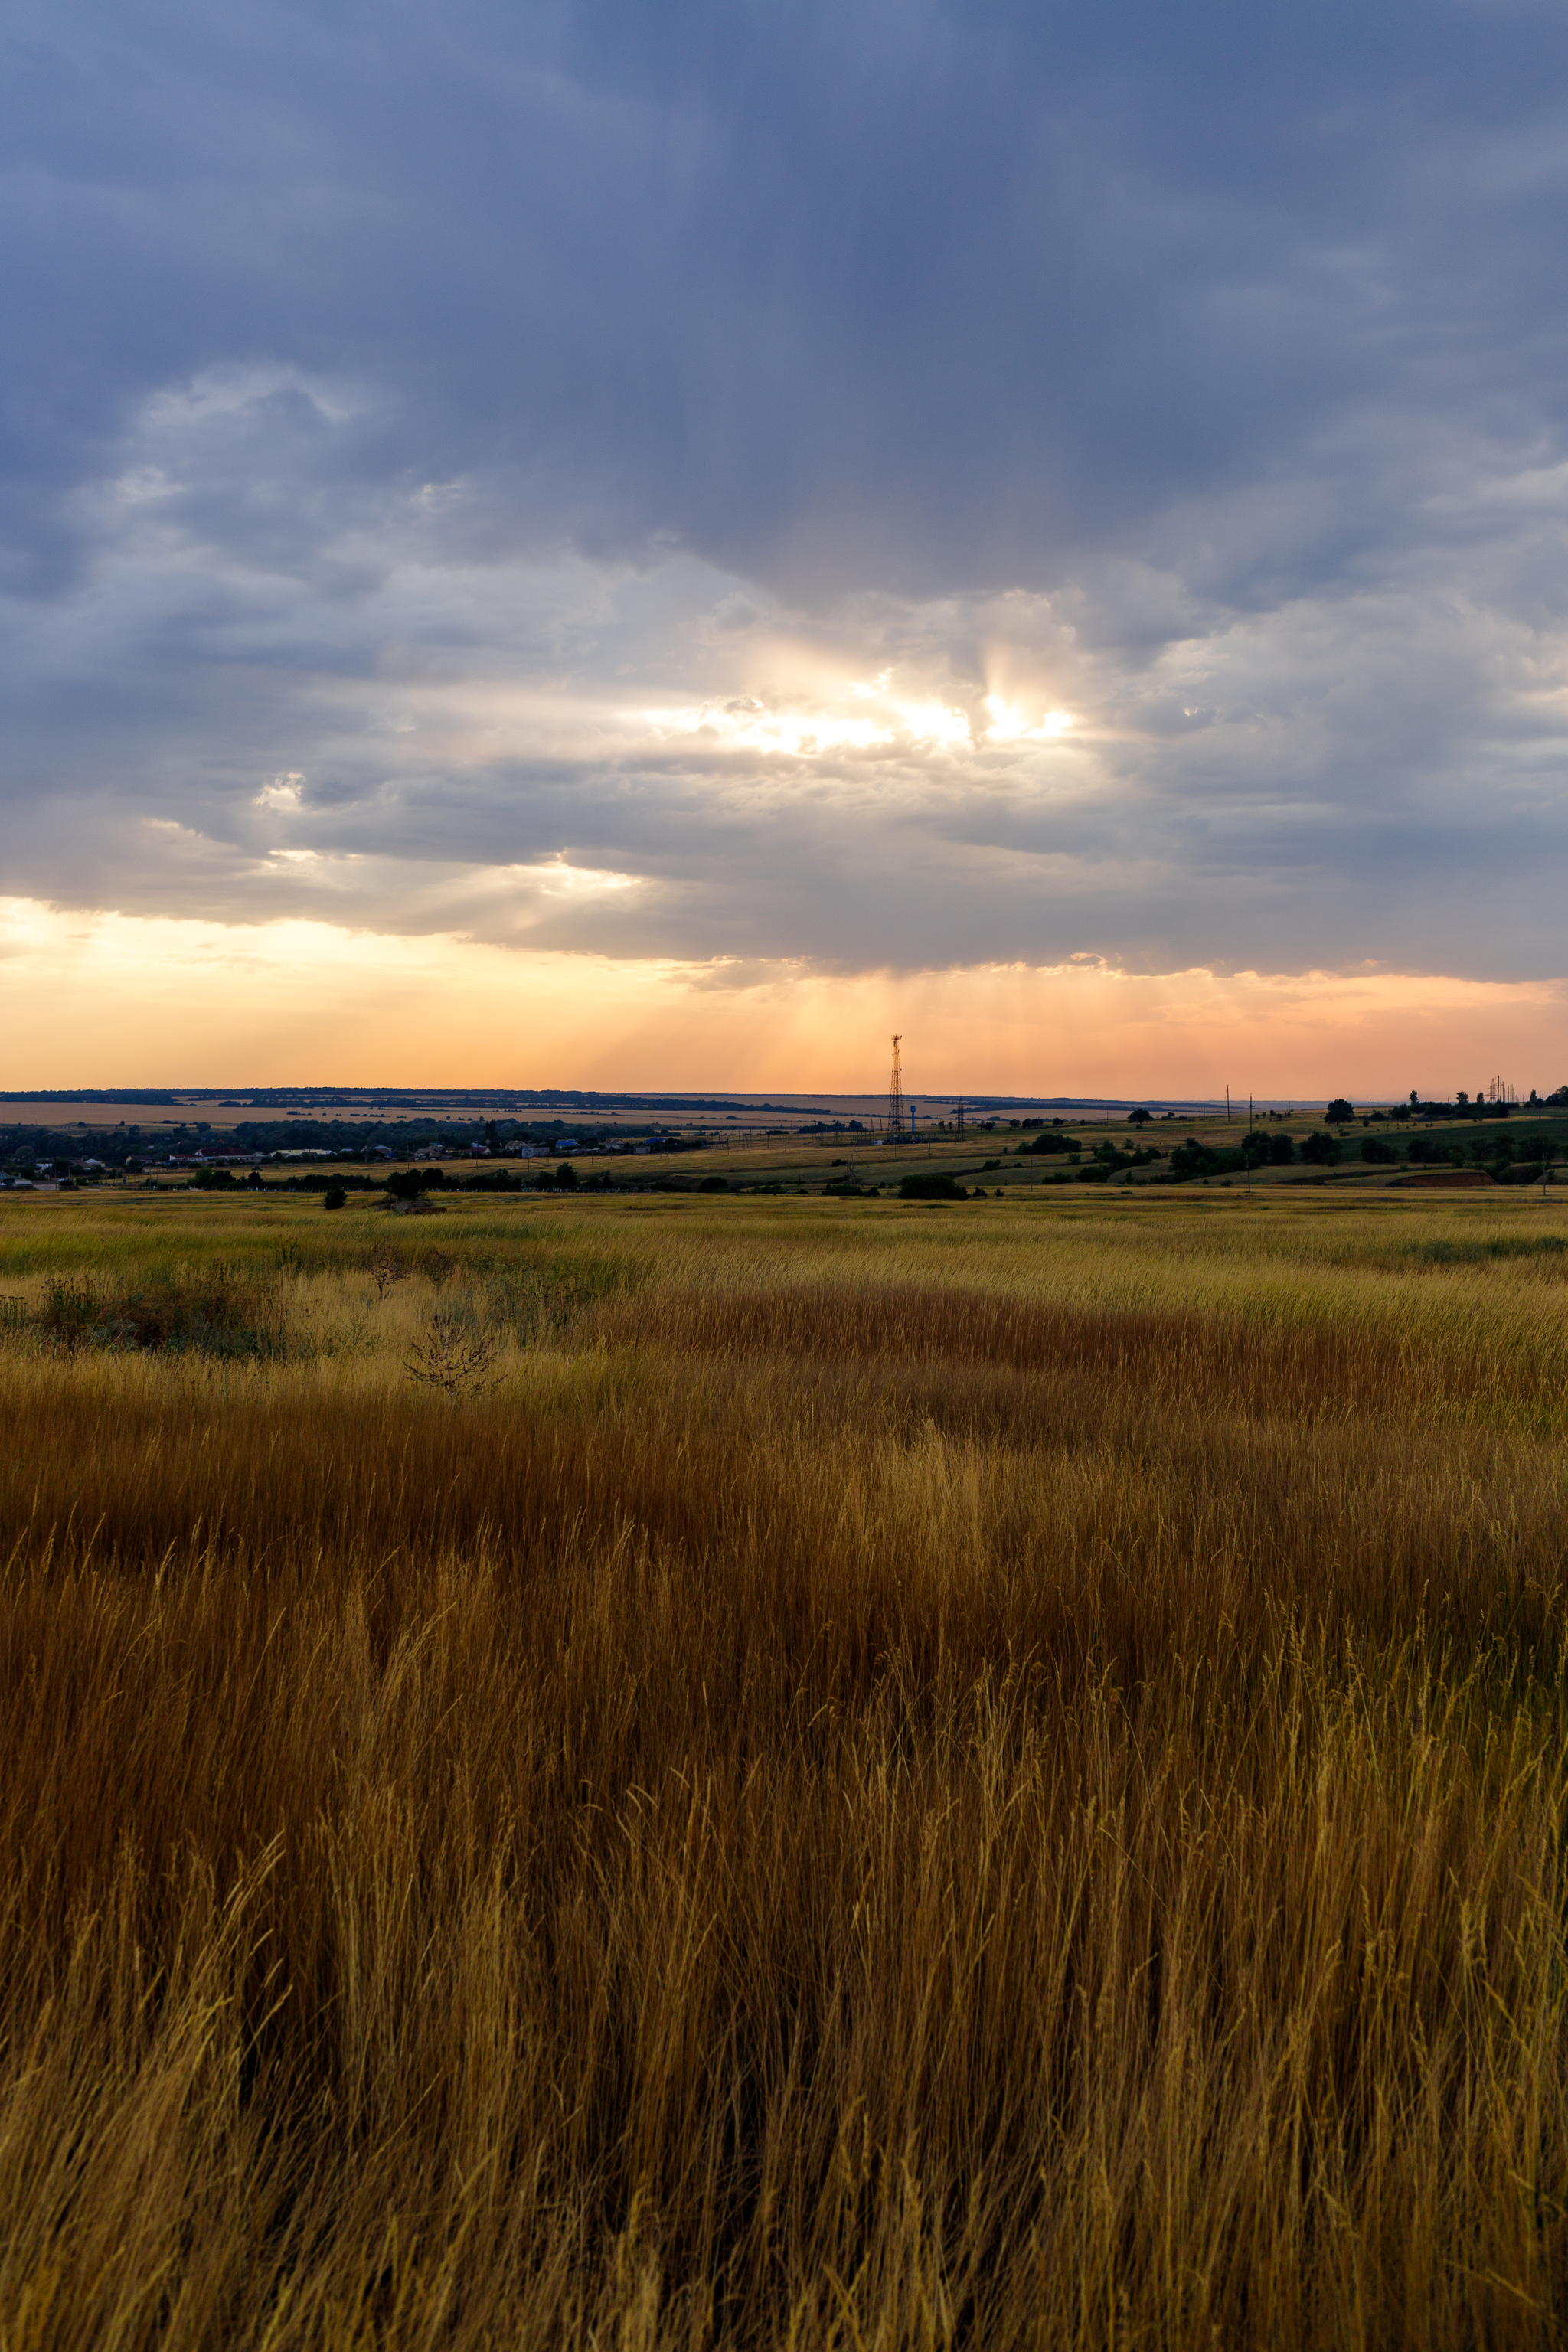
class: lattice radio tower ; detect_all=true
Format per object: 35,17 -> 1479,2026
887,1034 -> 903,1144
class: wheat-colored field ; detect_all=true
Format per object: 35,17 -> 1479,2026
3,1188 -> 1568,2348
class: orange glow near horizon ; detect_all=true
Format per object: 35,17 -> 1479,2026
3,898 -> 1566,1099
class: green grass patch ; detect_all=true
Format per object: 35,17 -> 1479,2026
1406,1235 -> 1568,1268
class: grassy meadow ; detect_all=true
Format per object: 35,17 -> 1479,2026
4,1184 -> 1568,2347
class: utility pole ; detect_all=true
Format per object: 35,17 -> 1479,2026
887,1036 -> 903,1148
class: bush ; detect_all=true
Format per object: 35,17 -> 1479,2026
1024,1132 -> 1079,1157
37,1279 -> 106,1352
323,1185 -> 348,1210
35,1267 -> 283,1359
898,1172 -> 969,1200
1269,1132 -> 1295,1165
1300,1131 -> 1342,1166
1360,1137 -> 1399,1164
696,1175 -> 730,1192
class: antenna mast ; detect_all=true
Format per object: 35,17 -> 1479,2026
887,1035 -> 903,1145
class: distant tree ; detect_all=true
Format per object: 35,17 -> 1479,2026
1170,1139 -> 1220,1180
323,1184 -> 348,1210
1360,1137 -> 1398,1164
899,1172 -> 969,1200
1128,1108 -> 1151,1126
386,1168 -> 445,1200
1324,1099 -> 1354,1125
1300,1131 -> 1341,1165
1269,1132 -> 1295,1165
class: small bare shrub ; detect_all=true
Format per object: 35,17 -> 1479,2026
403,1311 -> 498,1399
366,1247 -> 407,1301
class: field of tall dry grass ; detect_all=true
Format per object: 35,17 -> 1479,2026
4,1187 -> 1568,2348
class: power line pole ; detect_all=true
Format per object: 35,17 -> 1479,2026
887,1035 -> 903,1146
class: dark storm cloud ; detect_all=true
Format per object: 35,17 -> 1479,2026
3,0 -> 1568,975
10,0 -> 1568,583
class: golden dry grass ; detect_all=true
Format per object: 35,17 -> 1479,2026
3,1188 -> 1568,2347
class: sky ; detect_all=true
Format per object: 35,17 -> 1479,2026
4,0 -> 1568,1096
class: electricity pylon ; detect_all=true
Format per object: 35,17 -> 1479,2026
887,1035 -> 903,1145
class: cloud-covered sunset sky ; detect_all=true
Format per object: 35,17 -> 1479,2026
5,0 -> 1568,1093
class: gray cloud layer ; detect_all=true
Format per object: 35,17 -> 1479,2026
4,0 -> 1568,977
